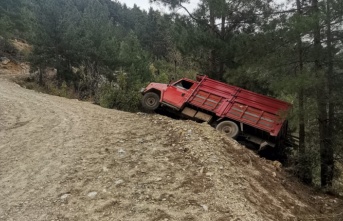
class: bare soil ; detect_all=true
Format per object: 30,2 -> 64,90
0,75 -> 342,221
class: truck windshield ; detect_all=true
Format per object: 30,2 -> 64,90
174,80 -> 193,90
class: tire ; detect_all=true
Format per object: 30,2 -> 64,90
216,120 -> 239,138
142,92 -> 160,111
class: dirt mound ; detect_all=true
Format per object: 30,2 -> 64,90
11,39 -> 32,53
0,39 -> 30,75
0,77 -> 342,221
0,60 -> 29,75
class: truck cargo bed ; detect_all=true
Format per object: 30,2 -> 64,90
188,76 -> 291,136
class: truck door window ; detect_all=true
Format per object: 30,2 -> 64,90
174,80 -> 193,90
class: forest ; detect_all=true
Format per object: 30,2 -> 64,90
0,0 -> 342,191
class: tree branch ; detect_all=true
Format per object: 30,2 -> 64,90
175,3 -> 222,38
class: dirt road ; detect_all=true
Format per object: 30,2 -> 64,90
0,76 -> 342,221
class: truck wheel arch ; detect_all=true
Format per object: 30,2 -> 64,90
142,91 -> 161,111
145,89 -> 162,101
216,120 -> 240,138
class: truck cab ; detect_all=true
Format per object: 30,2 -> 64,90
141,78 -> 197,111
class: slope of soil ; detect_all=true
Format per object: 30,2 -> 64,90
10,39 -> 32,53
0,39 -> 31,76
0,76 -> 342,221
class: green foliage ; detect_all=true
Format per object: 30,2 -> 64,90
151,59 -> 197,82
0,37 -> 18,57
0,15 -> 14,37
98,79 -> 144,112
119,32 -> 145,67
60,81 -> 69,98
112,87 -> 142,112
0,0 -> 29,38
291,150 -> 319,185
98,83 -> 117,108
16,77 -> 76,99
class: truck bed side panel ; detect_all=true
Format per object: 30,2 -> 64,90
189,76 -> 291,136
189,90 -> 225,111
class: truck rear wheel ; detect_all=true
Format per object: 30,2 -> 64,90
142,92 -> 160,111
216,121 -> 239,138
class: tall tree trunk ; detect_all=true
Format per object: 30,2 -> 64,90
312,0 -> 332,188
218,15 -> 225,81
324,0 -> 334,187
296,0 -> 305,155
296,0 -> 312,184
209,5 -> 217,80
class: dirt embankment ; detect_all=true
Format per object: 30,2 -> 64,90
0,76 -> 342,221
0,39 -> 30,76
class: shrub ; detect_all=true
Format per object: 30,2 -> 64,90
0,37 -> 18,57
113,88 -> 142,112
98,83 -> 117,109
98,81 -> 144,112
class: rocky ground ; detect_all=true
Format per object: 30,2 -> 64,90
0,74 -> 343,221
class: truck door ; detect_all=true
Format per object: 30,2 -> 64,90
162,80 -> 194,109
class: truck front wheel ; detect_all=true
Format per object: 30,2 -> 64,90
216,121 -> 239,138
142,92 -> 160,111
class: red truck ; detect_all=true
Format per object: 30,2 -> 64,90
141,75 -> 292,150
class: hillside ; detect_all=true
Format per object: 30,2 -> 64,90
2,0 -> 343,192
0,75 -> 342,221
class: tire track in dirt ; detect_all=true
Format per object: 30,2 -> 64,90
0,79 -> 84,220
0,77 -> 152,221
2,81 -> 81,217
